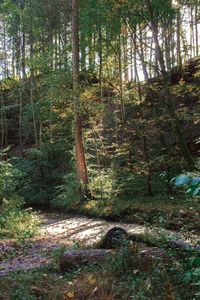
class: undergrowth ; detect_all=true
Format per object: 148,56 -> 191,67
0,161 -> 40,242
1,243 -> 200,299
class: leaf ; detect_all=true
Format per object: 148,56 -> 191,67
191,177 -> 200,186
65,291 -> 75,299
192,187 -> 200,196
87,275 -> 96,285
183,271 -> 192,284
174,175 -> 190,186
192,258 -> 200,268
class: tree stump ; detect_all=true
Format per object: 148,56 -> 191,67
95,227 -> 130,249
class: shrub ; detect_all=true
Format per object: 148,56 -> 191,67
0,161 -> 40,241
173,174 -> 200,197
0,196 -> 40,241
50,173 -> 80,209
0,160 -> 24,202
89,168 -> 119,200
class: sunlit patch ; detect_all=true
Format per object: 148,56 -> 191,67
39,213 -> 147,246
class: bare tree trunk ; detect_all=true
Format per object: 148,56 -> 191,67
118,33 -> 126,125
12,37 -> 16,77
19,0 -> 26,79
21,32 -> 26,78
80,32 -> 86,71
190,6 -> 194,58
29,3 -> 38,146
71,0 -> 89,186
130,33 -> 134,81
123,32 -> 129,82
177,9 -> 182,70
0,92 -> 4,157
98,26 -> 103,100
195,2 -> 199,56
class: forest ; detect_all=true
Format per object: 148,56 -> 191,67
0,0 -> 200,299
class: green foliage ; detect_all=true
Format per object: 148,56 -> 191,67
182,256 -> 200,297
173,174 -> 200,197
0,161 -> 23,201
89,168 -> 119,200
52,245 -> 66,261
0,196 -> 40,241
0,161 -> 39,241
14,141 -> 73,205
50,173 -> 80,209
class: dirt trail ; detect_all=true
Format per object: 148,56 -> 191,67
0,211 -> 182,277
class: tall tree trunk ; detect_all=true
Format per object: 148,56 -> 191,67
195,2 -> 199,56
29,7 -> 38,147
177,8 -> 182,70
123,32 -> 129,82
71,0 -> 89,186
98,27 -> 103,100
21,31 -> 26,78
19,0 -> 26,79
130,33 -> 134,81
80,32 -> 86,71
118,33 -> 126,125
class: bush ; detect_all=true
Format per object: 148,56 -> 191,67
89,168 -> 119,200
50,173 -> 80,209
0,196 -> 40,241
0,160 -> 24,202
0,161 -> 40,241
173,174 -> 200,197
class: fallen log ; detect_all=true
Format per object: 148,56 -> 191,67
60,249 -> 113,271
170,239 -> 200,253
59,227 -> 200,272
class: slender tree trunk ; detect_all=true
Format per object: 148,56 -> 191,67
118,33 -> 126,125
12,37 -> 16,77
177,9 -> 182,70
130,33 -> 134,81
80,32 -> 86,71
19,0 -> 26,79
29,3 -> 38,146
98,27 -> 103,100
190,6 -> 194,58
21,31 -> 26,78
71,0 -> 89,186
195,2 -> 199,56
1,92 -> 4,157
123,33 -> 129,81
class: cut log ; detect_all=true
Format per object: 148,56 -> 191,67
96,227 -> 130,249
59,227 -> 200,272
60,249 -> 113,271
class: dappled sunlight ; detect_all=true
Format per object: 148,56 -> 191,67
0,212 -> 149,276
0,211 -> 197,277
39,213 -> 147,245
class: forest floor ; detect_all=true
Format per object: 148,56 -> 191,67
1,211 -> 200,299
0,210 -> 194,277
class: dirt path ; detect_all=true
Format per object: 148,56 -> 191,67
0,211 -> 183,277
